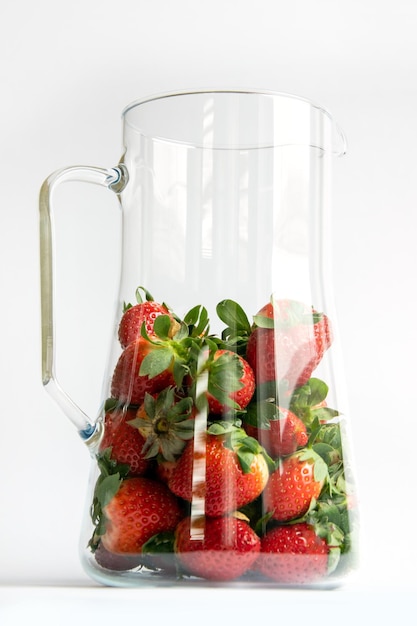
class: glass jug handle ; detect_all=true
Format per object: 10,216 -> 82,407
39,165 -> 127,440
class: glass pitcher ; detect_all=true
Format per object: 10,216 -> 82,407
40,89 -> 358,587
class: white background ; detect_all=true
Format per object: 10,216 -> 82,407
1,0 -> 416,622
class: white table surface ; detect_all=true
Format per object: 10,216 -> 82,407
1,579 -> 415,626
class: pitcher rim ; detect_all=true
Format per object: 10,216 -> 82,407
122,88 -> 347,155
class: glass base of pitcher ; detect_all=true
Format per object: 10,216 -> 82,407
80,548 -> 358,589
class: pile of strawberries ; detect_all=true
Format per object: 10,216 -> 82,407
88,287 -> 355,584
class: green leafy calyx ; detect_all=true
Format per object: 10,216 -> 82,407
128,388 -> 194,462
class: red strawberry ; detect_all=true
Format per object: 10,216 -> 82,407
94,542 -> 143,571
118,300 -> 173,348
156,459 -> 179,484
246,299 -> 333,391
99,408 -> 150,476
175,515 -> 261,581
168,425 -> 269,517
256,523 -> 329,583
263,449 -> 327,522
111,337 -> 175,406
206,349 -> 255,414
245,407 -> 308,458
101,477 -> 183,555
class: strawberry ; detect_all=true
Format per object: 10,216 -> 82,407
175,515 -> 261,581
101,477 -> 183,555
256,523 -> 330,583
155,459 -> 179,484
263,449 -> 327,522
94,542 -> 143,571
110,337 -> 175,406
246,299 -> 333,391
206,349 -> 255,414
168,424 -> 270,517
119,301 -> 173,349
244,406 -> 308,458
118,287 -> 181,349
99,407 -> 151,476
